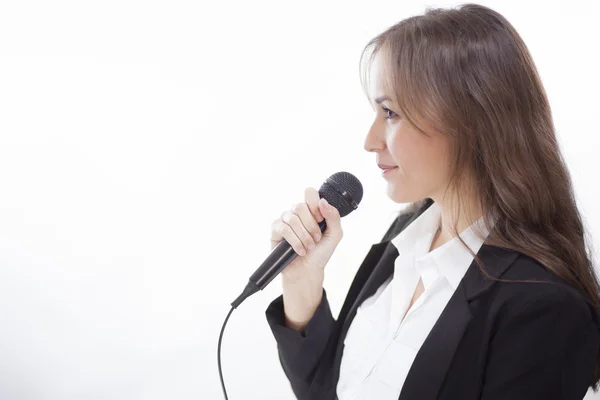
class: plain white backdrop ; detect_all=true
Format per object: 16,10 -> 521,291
0,0 -> 599,399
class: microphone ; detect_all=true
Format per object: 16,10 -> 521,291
231,171 -> 364,308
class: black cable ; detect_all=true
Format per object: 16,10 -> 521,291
218,282 -> 259,399
218,306 -> 235,400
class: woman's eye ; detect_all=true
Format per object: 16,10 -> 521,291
381,106 -> 398,120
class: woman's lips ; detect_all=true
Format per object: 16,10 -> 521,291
381,166 -> 398,175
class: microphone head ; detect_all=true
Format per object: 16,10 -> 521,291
318,172 -> 363,218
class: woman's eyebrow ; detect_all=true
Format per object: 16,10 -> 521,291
374,96 -> 391,104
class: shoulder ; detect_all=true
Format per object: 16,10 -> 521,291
489,253 -> 599,335
478,253 -> 600,395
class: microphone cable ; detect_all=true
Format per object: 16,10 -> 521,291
218,283 -> 259,399
217,305 -> 235,400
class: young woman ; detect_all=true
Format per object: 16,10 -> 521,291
265,3 -> 600,399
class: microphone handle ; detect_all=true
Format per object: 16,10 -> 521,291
250,219 -> 327,289
231,219 -> 327,308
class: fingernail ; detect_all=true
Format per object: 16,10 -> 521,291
308,243 -> 316,252
298,248 -> 306,256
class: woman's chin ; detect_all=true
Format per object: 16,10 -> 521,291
387,185 -> 421,204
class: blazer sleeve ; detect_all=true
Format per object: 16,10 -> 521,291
479,287 -> 599,400
265,287 -> 336,400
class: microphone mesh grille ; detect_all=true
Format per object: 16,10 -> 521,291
318,171 -> 363,218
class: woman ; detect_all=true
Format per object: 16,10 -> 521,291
265,3 -> 600,399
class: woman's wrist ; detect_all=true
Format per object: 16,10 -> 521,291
282,275 -> 324,332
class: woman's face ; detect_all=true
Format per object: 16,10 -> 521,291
363,50 -> 452,204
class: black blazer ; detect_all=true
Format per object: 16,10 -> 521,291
265,198 -> 600,400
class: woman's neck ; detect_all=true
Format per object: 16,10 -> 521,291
431,193 -> 483,250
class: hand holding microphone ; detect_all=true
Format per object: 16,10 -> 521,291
271,186 -> 343,285
270,186 -> 345,332
231,172 -> 363,309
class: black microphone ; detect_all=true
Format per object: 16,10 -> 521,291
231,171 -> 364,308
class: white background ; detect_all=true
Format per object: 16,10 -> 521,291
0,0 -> 599,399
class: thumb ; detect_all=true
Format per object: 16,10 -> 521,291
318,198 -> 342,239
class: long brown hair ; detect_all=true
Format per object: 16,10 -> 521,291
360,3 -> 600,387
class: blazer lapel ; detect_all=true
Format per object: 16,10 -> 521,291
398,243 -> 519,399
330,241 -> 398,382
336,241 -> 393,331
397,275 -> 472,399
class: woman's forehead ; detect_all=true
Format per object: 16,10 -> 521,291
369,51 -> 396,103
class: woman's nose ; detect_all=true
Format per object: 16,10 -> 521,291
363,120 -> 384,153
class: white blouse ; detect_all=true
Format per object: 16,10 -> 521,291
336,202 -> 490,399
